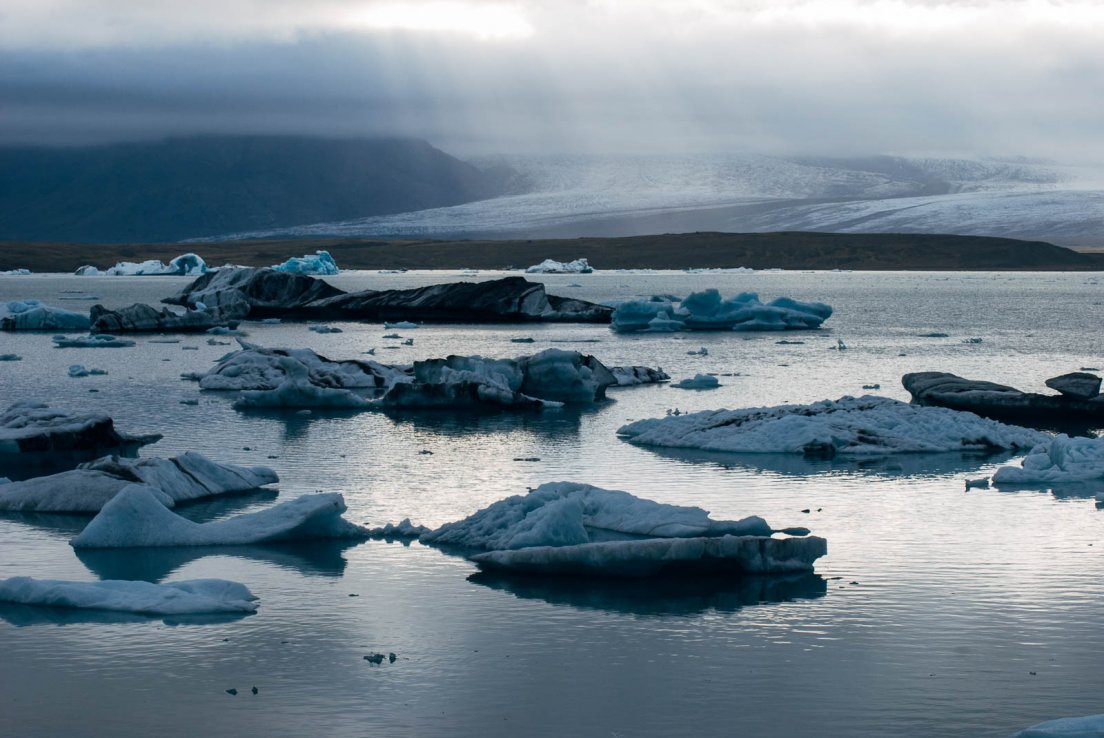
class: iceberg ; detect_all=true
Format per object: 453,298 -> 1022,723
70,486 -> 368,548
384,321 -> 419,329
609,366 -> 671,386
163,267 -> 344,318
308,324 -> 342,333
271,250 -> 339,275
991,435 -> 1104,486
0,402 -> 161,460
67,365 -> 107,378
671,374 -> 720,390
75,253 -> 209,277
0,452 -> 278,513
0,300 -> 91,332
1010,714 -> 1104,738
0,354 -> 21,361
611,289 -> 832,333
1,268 -> 31,276
52,334 -> 136,348
618,395 -> 1048,457
182,341 -> 406,391
90,302 -> 242,333
525,258 -> 593,274
0,576 -> 257,615
369,482 -> 823,578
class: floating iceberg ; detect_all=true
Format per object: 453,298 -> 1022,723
369,482 -> 823,578
0,576 -> 257,615
0,402 -> 161,460
71,487 -> 368,548
271,250 -> 339,275
0,452 -> 277,513
384,321 -> 418,329
618,396 -> 1048,457
671,374 -> 720,390
308,324 -> 342,334
525,258 -> 593,274
1010,714 -> 1104,738
609,366 -> 671,386
75,253 -> 209,277
183,341 -> 406,391
992,435 -> 1104,486
0,300 -> 91,331
1,268 -> 31,276
53,334 -> 136,348
611,289 -> 832,333
0,354 -> 21,361
67,365 -> 107,378
232,357 -> 376,409
90,302 -> 240,333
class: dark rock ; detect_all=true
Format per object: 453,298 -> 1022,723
1044,372 -> 1101,400
90,303 -> 243,334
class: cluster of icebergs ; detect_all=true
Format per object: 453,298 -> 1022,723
76,253 -> 209,277
611,289 -> 832,333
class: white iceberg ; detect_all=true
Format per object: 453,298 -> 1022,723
0,576 -> 257,615
1010,714 -> 1104,738
618,396 -> 1048,457
75,253 -> 208,277
671,374 -> 720,390
611,289 -> 832,333
992,435 -> 1104,486
369,482 -> 823,578
1,300 -> 91,331
525,258 -> 593,274
271,250 -> 339,275
609,366 -> 671,386
0,452 -> 278,513
53,334 -> 136,348
183,341 -> 406,391
71,486 -> 368,548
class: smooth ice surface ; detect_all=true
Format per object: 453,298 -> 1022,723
71,486 -> 368,548
619,396 -> 1049,456
1,300 -> 91,331
525,258 -> 593,274
271,250 -> 339,275
992,436 -> 1104,486
0,452 -> 277,512
612,289 -> 831,333
1010,714 -> 1104,738
671,373 -> 720,390
0,576 -> 257,615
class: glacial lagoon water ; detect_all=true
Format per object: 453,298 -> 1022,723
1,269 -> 1103,738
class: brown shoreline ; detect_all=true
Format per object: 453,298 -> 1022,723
3,232 -> 1103,273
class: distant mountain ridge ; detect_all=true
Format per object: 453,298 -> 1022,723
0,136 -> 516,243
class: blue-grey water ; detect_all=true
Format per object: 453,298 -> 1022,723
1,270 -> 1102,738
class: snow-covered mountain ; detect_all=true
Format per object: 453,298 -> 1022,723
209,154 -> 1104,247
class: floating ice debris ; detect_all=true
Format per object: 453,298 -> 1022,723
0,451 -> 277,513
609,366 -> 670,386
671,374 -> 720,390
618,396 -> 1048,457
687,347 -> 709,356
384,321 -> 418,330
184,341 -> 405,391
962,337 -> 983,344
207,326 -> 245,336
182,346 -> 199,350
148,338 -> 181,344
207,338 -> 230,345
308,325 -> 343,334
862,383 -> 881,390
612,289 -> 831,333
991,435 -> 1104,486
834,339 -> 847,350
67,365 -> 107,378
1,300 -> 91,331
683,267 -> 754,274
52,334 -> 136,348
271,250 -> 339,276
383,333 -> 402,339
0,354 -> 21,361
71,487 -> 368,548
1010,714 -> 1104,738
402,338 -> 413,346
511,337 -> 535,343
180,399 -> 199,405
0,577 -> 258,615
1045,372 -> 1101,400
1,268 -> 31,275
525,258 -> 593,274
965,477 -> 990,490
917,332 -> 950,338
0,402 -> 161,459
371,482 -> 824,578
75,253 -> 209,277
776,340 -> 804,345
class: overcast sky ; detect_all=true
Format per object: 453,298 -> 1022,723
2,0 -> 1102,161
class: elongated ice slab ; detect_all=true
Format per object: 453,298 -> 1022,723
612,289 -> 831,333
618,395 -> 1048,456
992,435 -> 1104,486
0,576 -> 257,615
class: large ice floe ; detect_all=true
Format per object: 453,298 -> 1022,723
368,482 -> 824,578
75,253 -> 210,277
271,250 -> 339,275
0,300 -> 91,331
991,435 -> 1104,487
617,396 -> 1048,457
70,487 -> 368,548
611,289 -> 832,333
0,402 -> 161,461
0,452 -> 277,513
1010,714 -> 1104,738
0,576 -> 258,615
525,258 -> 593,274
183,341 -> 407,391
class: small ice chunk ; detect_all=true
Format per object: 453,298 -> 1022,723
525,258 -> 593,274
671,374 -> 720,390
308,325 -> 343,334
384,321 -> 418,330
67,365 -> 107,378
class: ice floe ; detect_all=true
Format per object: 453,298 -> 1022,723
90,302 -> 238,333
384,321 -> 418,329
368,482 -> 823,578
0,452 -> 277,513
0,402 -> 161,460
183,341 -> 406,391
0,354 -> 21,361
1,300 -> 91,331
71,487 -> 368,548
671,374 -> 720,390
0,576 -> 257,615
232,358 -> 376,409
525,258 -> 593,274
271,250 -> 339,275
618,395 -> 1048,457
609,366 -> 671,386
67,365 -> 107,378
75,253 -> 209,277
612,289 -> 832,333
53,334 -> 136,348
991,435 -> 1104,486
1010,714 -> 1104,738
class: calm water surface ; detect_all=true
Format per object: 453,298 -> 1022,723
1,270 -> 1103,738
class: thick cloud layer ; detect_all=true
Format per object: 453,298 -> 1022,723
2,0 -> 1102,162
